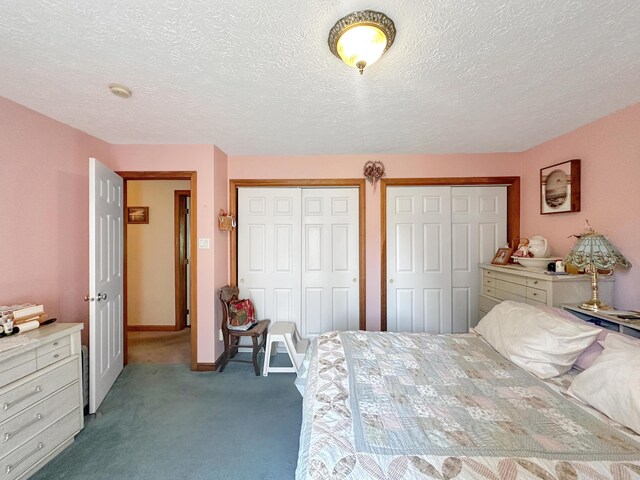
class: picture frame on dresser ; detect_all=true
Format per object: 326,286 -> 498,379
491,247 -> 513,266
540,159 -> 581,214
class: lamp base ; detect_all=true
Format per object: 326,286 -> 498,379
579,299 -> 612,312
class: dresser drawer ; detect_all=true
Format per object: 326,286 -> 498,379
526,277 -> 547,289
479,294 -> 499,313
527,298 -> 547,307
495,279 -> 527,298
494,289 -> 527,303
495,271 -> 527,286
482,285 -> 497,298
0,409 -> 81,480
0,352 -> 36,390
0,383 -> 79,460
483,277 -> 495,288
36,344 -> 71,370
36,336 -> 70,358
526,287 -> 547,304
0,357 -> 79,424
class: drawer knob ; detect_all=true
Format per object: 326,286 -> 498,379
533,281 -> 538,285
53,342 -> 59,346
53,354 -> 59,359
533,293 -> 538,296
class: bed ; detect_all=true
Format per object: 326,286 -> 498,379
295,328 -> 640,479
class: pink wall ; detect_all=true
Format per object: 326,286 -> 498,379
0,97 -> 111,343
228,154 -> 522,330
521,103 -> 640,309
107,145 -> 221,364
213,146 -> 229,357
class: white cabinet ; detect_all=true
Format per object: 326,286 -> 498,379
479,264 -> 614,319
0,324 -> 83,480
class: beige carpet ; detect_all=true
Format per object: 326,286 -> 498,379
127,329 -> 191,364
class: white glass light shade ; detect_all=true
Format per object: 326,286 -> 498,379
336,25 -> 388,74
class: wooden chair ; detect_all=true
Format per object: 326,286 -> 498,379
218,286 -> 270,376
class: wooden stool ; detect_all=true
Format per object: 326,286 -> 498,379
262,322 -> 309,376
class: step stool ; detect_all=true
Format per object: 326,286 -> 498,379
262,322 -> 309,376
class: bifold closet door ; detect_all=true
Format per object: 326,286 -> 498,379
386,185 -> 507,333
237,187 -> 359,340
451,187 -> 507,330
237,188 -> 301,326
301,188 -> 359,339
386,186 -> 452,333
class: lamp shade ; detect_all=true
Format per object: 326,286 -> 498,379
564,229 -> 631,271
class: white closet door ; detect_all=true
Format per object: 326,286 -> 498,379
451,187 -> 507,331
238,188 -> 301,327
301,188 -> 359,339
386,186 -> 452,333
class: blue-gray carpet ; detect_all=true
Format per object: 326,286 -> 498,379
32,355 -> 302,480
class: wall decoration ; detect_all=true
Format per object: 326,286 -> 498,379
218,209 -> 236,231
363,160 -> 385,190
491,247 -> 513,266
540,159 -> 581,214
127,206 -> 149,224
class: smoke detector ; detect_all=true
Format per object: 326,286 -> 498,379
109,83 -> 132,98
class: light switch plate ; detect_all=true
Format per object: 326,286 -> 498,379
198,238 -> 210,249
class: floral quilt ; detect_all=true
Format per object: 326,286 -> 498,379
296,331 -> 640,479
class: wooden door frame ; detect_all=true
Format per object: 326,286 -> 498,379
380,177 -> 520,332
118,171 -> 198,371
174,190 -> 190,331
229,179 -> 367,329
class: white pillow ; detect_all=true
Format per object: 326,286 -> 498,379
568,334 -> 640,434
475,301 -> 600,379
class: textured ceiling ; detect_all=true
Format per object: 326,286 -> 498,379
1,1 -> 640,155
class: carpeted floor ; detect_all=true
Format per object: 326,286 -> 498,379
127,329 -> 191,364
31,354 -> 302,480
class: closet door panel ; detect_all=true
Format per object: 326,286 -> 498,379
451,186 -> 507,330
387,186 -> 452,333
301,188 -> 359,339
238,187 -> 302,329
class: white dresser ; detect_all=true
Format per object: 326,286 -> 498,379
479,264 -> 614,319
0,323 -> 83,479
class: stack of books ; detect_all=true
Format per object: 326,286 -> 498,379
0,304 -> 48,325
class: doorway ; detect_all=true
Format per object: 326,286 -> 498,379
118,171 -> 198,370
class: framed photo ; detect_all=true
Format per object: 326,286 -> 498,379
540,159 -> 580,214
491,247 -> 513,266
127,206 -> 149,224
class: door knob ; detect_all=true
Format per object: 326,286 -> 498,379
389,279 -> 394,284
352,277 -> 357,283
240,278 -> 245,284
83,296 -> 94,302
97,293 -> 107,301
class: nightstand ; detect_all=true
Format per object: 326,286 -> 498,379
563,304 -> 640,338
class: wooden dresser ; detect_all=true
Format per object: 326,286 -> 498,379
479,264 -> 614,320
0,323 -> 83,479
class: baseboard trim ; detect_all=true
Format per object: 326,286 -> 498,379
195,352 -> 225,371
128,325 -> 178,332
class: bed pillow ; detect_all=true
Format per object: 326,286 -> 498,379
475,301 -> 600,379
568,334 -> 640,434
534,305 -> 608,370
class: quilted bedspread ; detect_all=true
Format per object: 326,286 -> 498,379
296,331 -> 640,479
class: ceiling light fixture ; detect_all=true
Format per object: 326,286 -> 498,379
108,83 -> 132,99
328,10 -> 396,75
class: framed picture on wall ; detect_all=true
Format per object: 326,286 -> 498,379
127,206 -> 149,224
540,159 -> 581,214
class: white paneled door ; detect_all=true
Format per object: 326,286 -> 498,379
89,158 -> 124,414
238,188 -> 302,328
386,186 -> 506,333
237,187 -> 359,341
301,188 -> 359,338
